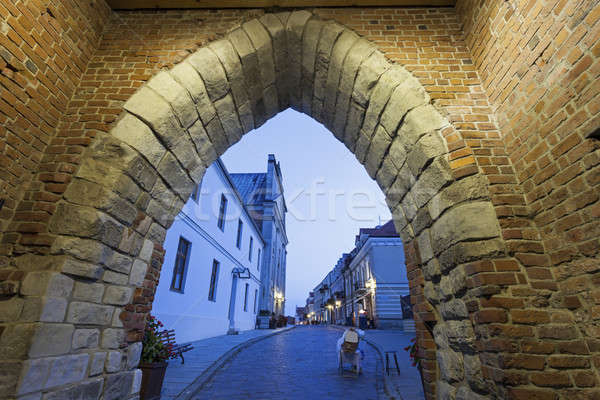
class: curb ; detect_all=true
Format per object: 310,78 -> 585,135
330,325 -> 402,400
174,325 -> 296,399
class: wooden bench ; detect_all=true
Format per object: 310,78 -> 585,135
158,329 -> 194,364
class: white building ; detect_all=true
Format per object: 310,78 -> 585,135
153,159 -> 265,343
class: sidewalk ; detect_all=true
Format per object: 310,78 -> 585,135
160,326 -> 294,400
363,330 -> 425,400
333,325 -> 425,400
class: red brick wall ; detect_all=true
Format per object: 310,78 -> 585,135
0,0 -> 111,239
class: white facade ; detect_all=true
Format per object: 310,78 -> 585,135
153,160 -> 264,343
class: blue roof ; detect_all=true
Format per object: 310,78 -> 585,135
229,173 -> 267,204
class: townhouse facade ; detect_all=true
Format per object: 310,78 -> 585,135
153,155 -> 287,343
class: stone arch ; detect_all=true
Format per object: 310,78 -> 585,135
10,11 -> 509,400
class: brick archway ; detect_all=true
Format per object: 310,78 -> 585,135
3,10 -> 536,400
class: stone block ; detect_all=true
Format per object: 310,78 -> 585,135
21,272 -> 52,296
365,126 -> 392,178
111,114 -> 166,167
187,119 -> 218,167
446,320 -> 476,353
438,239 -> 505,273
0,297 -> 23,322
156,152 -> 193,201
386,165 -> 415,210
103,286 -> 133,306
431,201 -> 501,253
20,297 -> 42,322
440,267 -> 467,299
67,302 -> 113,325
417,232 -> 435,265
323,30 -> 358,128
29,323 -> 74,357
456,385 -> 487,400
103,270 -> 128,285
0,323 -> 37,359
204,114 -> 229,156
73,282 -> 105,303
437,381 -> 457,400
16,393 -> 40,400
72,329 -> 99,350
50,203 -> 123,249
45,354 -> 89,389
375,156 -> 398,192
210,41 -> 254,133
169,61 -> 216,124
361,65 -> 411,139
103,371 -> 134,400
352,50 -> 389,107
129,259 -> 148,287
399,104 -> 447,143
147,223 -> 167,245
423,281 -> 440,304
147,71 -> 197,129
441,299 -> 469,320
437,349 -> 464,383
18,357 -> 52,394
343,101 -> 366,151
123,87 -> 182,148
102,328 -> 125,349
106,252 -> 132,275
213,93 -> 243,145
285,11 -> 313,110
90,352 -> 106,376
332,39 -> 375,140
409,157 -> 454,209
406,131 -> 447,176
380,78 -> 428,135
299,19 -> 324,114
187,47 -> 229,101
312,21 -> 344,121
354,129 -> 371,163
244,19 -> 277,89
463,354 -> 486,393
40,297 -> 67,322
47,273 -> 74,298
105,351 -> 122,373
131,369 -> 142,394
111,308 -> 124,328
51,237 -> 111,269
127,342 -> 142,370
428,175 -> 490,221
258,13 -> 289,108
44,377 -> 103,400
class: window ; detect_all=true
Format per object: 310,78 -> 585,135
248,237 -> 253,261
190,184 -> 200,202
253,289 -> 258,313
208,259 -> 220,302
243,283 -> 249,311
217,194 -> 227,231
171,237 -> 191,293
236,219 -> 243,248
257,249 -> 261,271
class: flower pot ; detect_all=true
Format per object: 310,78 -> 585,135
139,361 -> 168,400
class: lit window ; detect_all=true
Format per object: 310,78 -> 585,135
208,259 -> 220,302
217,194 -> 227,231
236,219 -> 243,249
171,237 -> 191,293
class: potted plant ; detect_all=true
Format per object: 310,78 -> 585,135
139,315 -> 174,400
257,310 -> 271,329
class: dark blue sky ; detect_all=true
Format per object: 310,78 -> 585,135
221,109 -> 391,315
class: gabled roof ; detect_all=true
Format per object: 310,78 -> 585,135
359,220 -> 398,237
229,173 -> 267,204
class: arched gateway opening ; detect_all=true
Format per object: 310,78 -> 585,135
8,10 -> 512,400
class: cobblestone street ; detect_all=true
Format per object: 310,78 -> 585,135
191,326 -> 384,400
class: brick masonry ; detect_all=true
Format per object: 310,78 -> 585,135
0,2 -> 598,400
